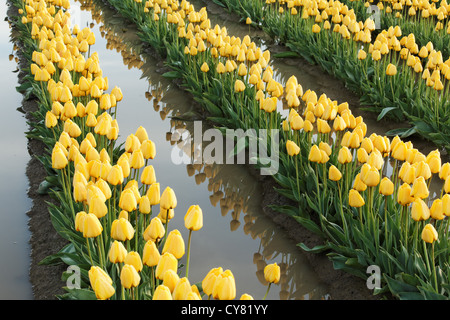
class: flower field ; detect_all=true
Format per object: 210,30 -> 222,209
8,0 -> 450,301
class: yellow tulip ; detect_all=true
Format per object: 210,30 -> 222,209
83,213 -> 103,238
379,177 -> 394,196
162,229 -> 185,259
141,139 -> 156,159
45,111 -> 58,128
111,218 -> 135,241
153,285 -> 173,300
135,126 -> 149,143
75,211 -> 87,233
120,264 -> 140,289
308,145 -> 322,163
240,293 -> 254,300
89,266 -> 115,300
144,217 -> 165,242
410,176 -> 429,199
124,251 -> 143,272
386,63 -> 397,76
286,140 -> 300,156
202,267 -> 223,297
107,165 -> 124,186
421,223 -> 438,243
139,195 -> 151,214
430,199 -> 445,220
349,189 -> 365,207
141,165 -> 156,185
329,165 -> 342,181
119,188 -> 138,212
184,205 -> 203,231
264,263 -> 281,284
212,270 -> 236,300
411,198 -> 431,222
51,145 -> 68,169
108,240 -> 127,264
142,240 -> 160,267
172,277 -> 192,300
155,252 -> 178,280
338,146 -> 352,164
234,79 -> 245,92
147,183 -> 160,205
160,186 -> 177,210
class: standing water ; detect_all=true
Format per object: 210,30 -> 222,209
1,1 -> 33,299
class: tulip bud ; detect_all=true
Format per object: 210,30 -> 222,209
141,139 -> 156,159
184,205 -> 203,231
338,146 -> 352,164
45,111 -> 58,128
144,217 -> 165,242
107,165 -> 124,186
120,264 -> 140,289
328,165 -> 342,181
83,213 -> 103,238
410,176 -> 429,199
88,194 -> 108,219
147,183 -> 160,205
75,211 -> 87,233
264,263 -> 281,284
124,251 -> 143,272
155,252 -> 178,280
379,177 -> 394,196
108,240 -> 127,264
397,183 -> 414,206
162,229 -> 185,259
141,165 -> 156,185
153,285 -> 173,300
411,198 -> 431,221
111,218 -> 134,241
202,267 -> 223,297
430,199 -> 445,220
349,189 -> 365,207
52,145 -> 68,169
286,140 -> 300,156
212,270 -> 236,300
160,187 -> 177,210
172,277 -> 192,300
143,240 -> 160,267
421,223 -> 438,243
89,266 -> 115,300
308,145 -> 322,163
162,269 -> 180,292
119,188 -> 138,212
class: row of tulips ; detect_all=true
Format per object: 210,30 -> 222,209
75,0 -> 330,299
10,0 -> 286,300
214,0 -> 450,152
339,0 -> 450,58
97,0 -> 450,299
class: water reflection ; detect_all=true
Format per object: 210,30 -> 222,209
1,1 -> 33,299
76,0 -> 330,299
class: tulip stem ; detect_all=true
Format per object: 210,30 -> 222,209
86,238 -> 94,266
263,283 -> 271,300
185,229 -> 193,279
431,242 -> 438,293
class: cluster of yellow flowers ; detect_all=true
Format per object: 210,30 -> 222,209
18,0 -> 292,300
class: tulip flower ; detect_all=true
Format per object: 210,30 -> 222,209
108,240 -> 128,264
107,164 -> 124,186
202,267 -> 223,297
172,277 -> 192,300
45,111 -> 58,128
160,187 -> 177,210
234,79 -> 245,92
422,223 -> 438,244
120,264 -> 140,289
286,140 -> 300,156
141,165 -> 156,185
124,251 -> 143,273
162,269 -> 180,292
328,165 -> 342,181
411,198 -> 431,222
153,285 -> 172,300
119,188 -> 138,212
308,145 -> 322,163
212,270 -> 236,300
89,266 -> 115,300
141,139 -> 156,159
147,183 -> 160,205
111,218 -> 135,241
184,205 -> 203,231
264,263 -> 280,284
52,145 -> 68,169
142,240 -> 160,267
410,176 -> 429,199
162,229 -> 185,259
349,189 -> 365,208
379,177 -> 394,196
143,217 -> 165,242
430,199 -> 445,220
75,211 -> 87,233
397,183 -> 414,206
83,213 -> 103,238
135,126 -> 149,143
155,252 -> 178,280
386,63 -> 397,76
